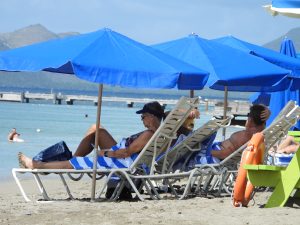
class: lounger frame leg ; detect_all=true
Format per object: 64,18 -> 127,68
117,171 -> 145,201
33,173 -> 51,201
96,171 -> 114,200
193,173 -> 205,193
143,178 -> 162,200
180,169 -> 200,200
12,169 -> 31,202
59,173 -> 74,200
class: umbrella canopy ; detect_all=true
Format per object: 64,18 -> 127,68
264,0 -> 300,18
152,34 -> 290,92
0,28 -> 209,90
268,38 -> 300,130
280,37 -> 298,56
214,35 -> 300,79
249,92 -> 271,106
214,35 -> 300,129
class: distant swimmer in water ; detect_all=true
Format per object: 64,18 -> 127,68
8,128 -> 24,142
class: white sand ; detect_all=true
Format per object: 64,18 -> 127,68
0,176 -> 299,225
0,177 -> 300,225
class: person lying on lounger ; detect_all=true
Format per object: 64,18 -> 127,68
18,101 -> 165,171
66,107 -> 199,160
269,135 -> 300,155
266,134 -> 300,166
193,104 -> 270,165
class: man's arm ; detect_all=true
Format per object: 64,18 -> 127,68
211,148 -> 232,159
211,131 -> 246,159
99,130 -> 153,158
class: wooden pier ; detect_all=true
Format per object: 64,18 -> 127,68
0,91 -> 187,107
0,92 -> 250,123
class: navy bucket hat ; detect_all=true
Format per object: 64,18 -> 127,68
136,101 -> 164,120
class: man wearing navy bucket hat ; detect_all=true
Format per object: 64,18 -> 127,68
18,101 -> 165,200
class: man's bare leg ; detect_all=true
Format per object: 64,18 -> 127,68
18,152 -> 73,169
278,136 -> 296,149
277,143 -> 300,154
74,124 -> 97,156
74,124 -> 117,156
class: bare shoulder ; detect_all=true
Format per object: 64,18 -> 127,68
229,130 -> 249,144
227,130 -> 250,149
140,130 -> 155,139
230,130 -> 246,138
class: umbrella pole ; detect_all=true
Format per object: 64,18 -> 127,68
222,86 -> 228,140
190,90 -> 194,98
91,84 -> 103,202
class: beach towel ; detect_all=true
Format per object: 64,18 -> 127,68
268,153 -> 295,166
155,133 -> 188,162
69,138 -> 138,170
167,132 -> 218,171
187,133 -> 220,167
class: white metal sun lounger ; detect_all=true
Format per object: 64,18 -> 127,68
183,101 -> 300,198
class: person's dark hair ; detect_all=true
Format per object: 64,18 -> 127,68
136,101 -> 165,121
248,104 -> 266,126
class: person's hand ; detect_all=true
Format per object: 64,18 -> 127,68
268,148 -> 275,156
98,150 -> 105,156
261,107 -> 271,122
188,109 -> 200,119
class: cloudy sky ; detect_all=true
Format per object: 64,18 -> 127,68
0,0 -> 299,45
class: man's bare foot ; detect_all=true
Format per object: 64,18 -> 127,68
18,152 -> 34,169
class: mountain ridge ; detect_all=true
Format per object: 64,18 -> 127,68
0,24 -> 58,48
263,27 -> 300,52
0,24 -> 299,101
1,24 -> 299,51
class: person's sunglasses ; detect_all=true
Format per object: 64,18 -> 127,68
141,115 -> 146,120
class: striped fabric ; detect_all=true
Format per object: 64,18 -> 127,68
268,153 -> 294,167
70,138 -> 138,170
196,142 -> 222,164
155,133 -> 188,162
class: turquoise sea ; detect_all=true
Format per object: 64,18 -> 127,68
0,96 -> 242,181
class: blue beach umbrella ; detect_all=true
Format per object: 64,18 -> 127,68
264,0 -> 300,18
214,36 -> 300,129
0,28 -> 208,90
249,92 -> 271,106
152,34 -> 290,138
153,34 -> 290,92
268,38 -> 300,130
280,37 -> 298,56
0,28 -> 209,200
213,35 -> 300,78
214,35 -> 300,100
